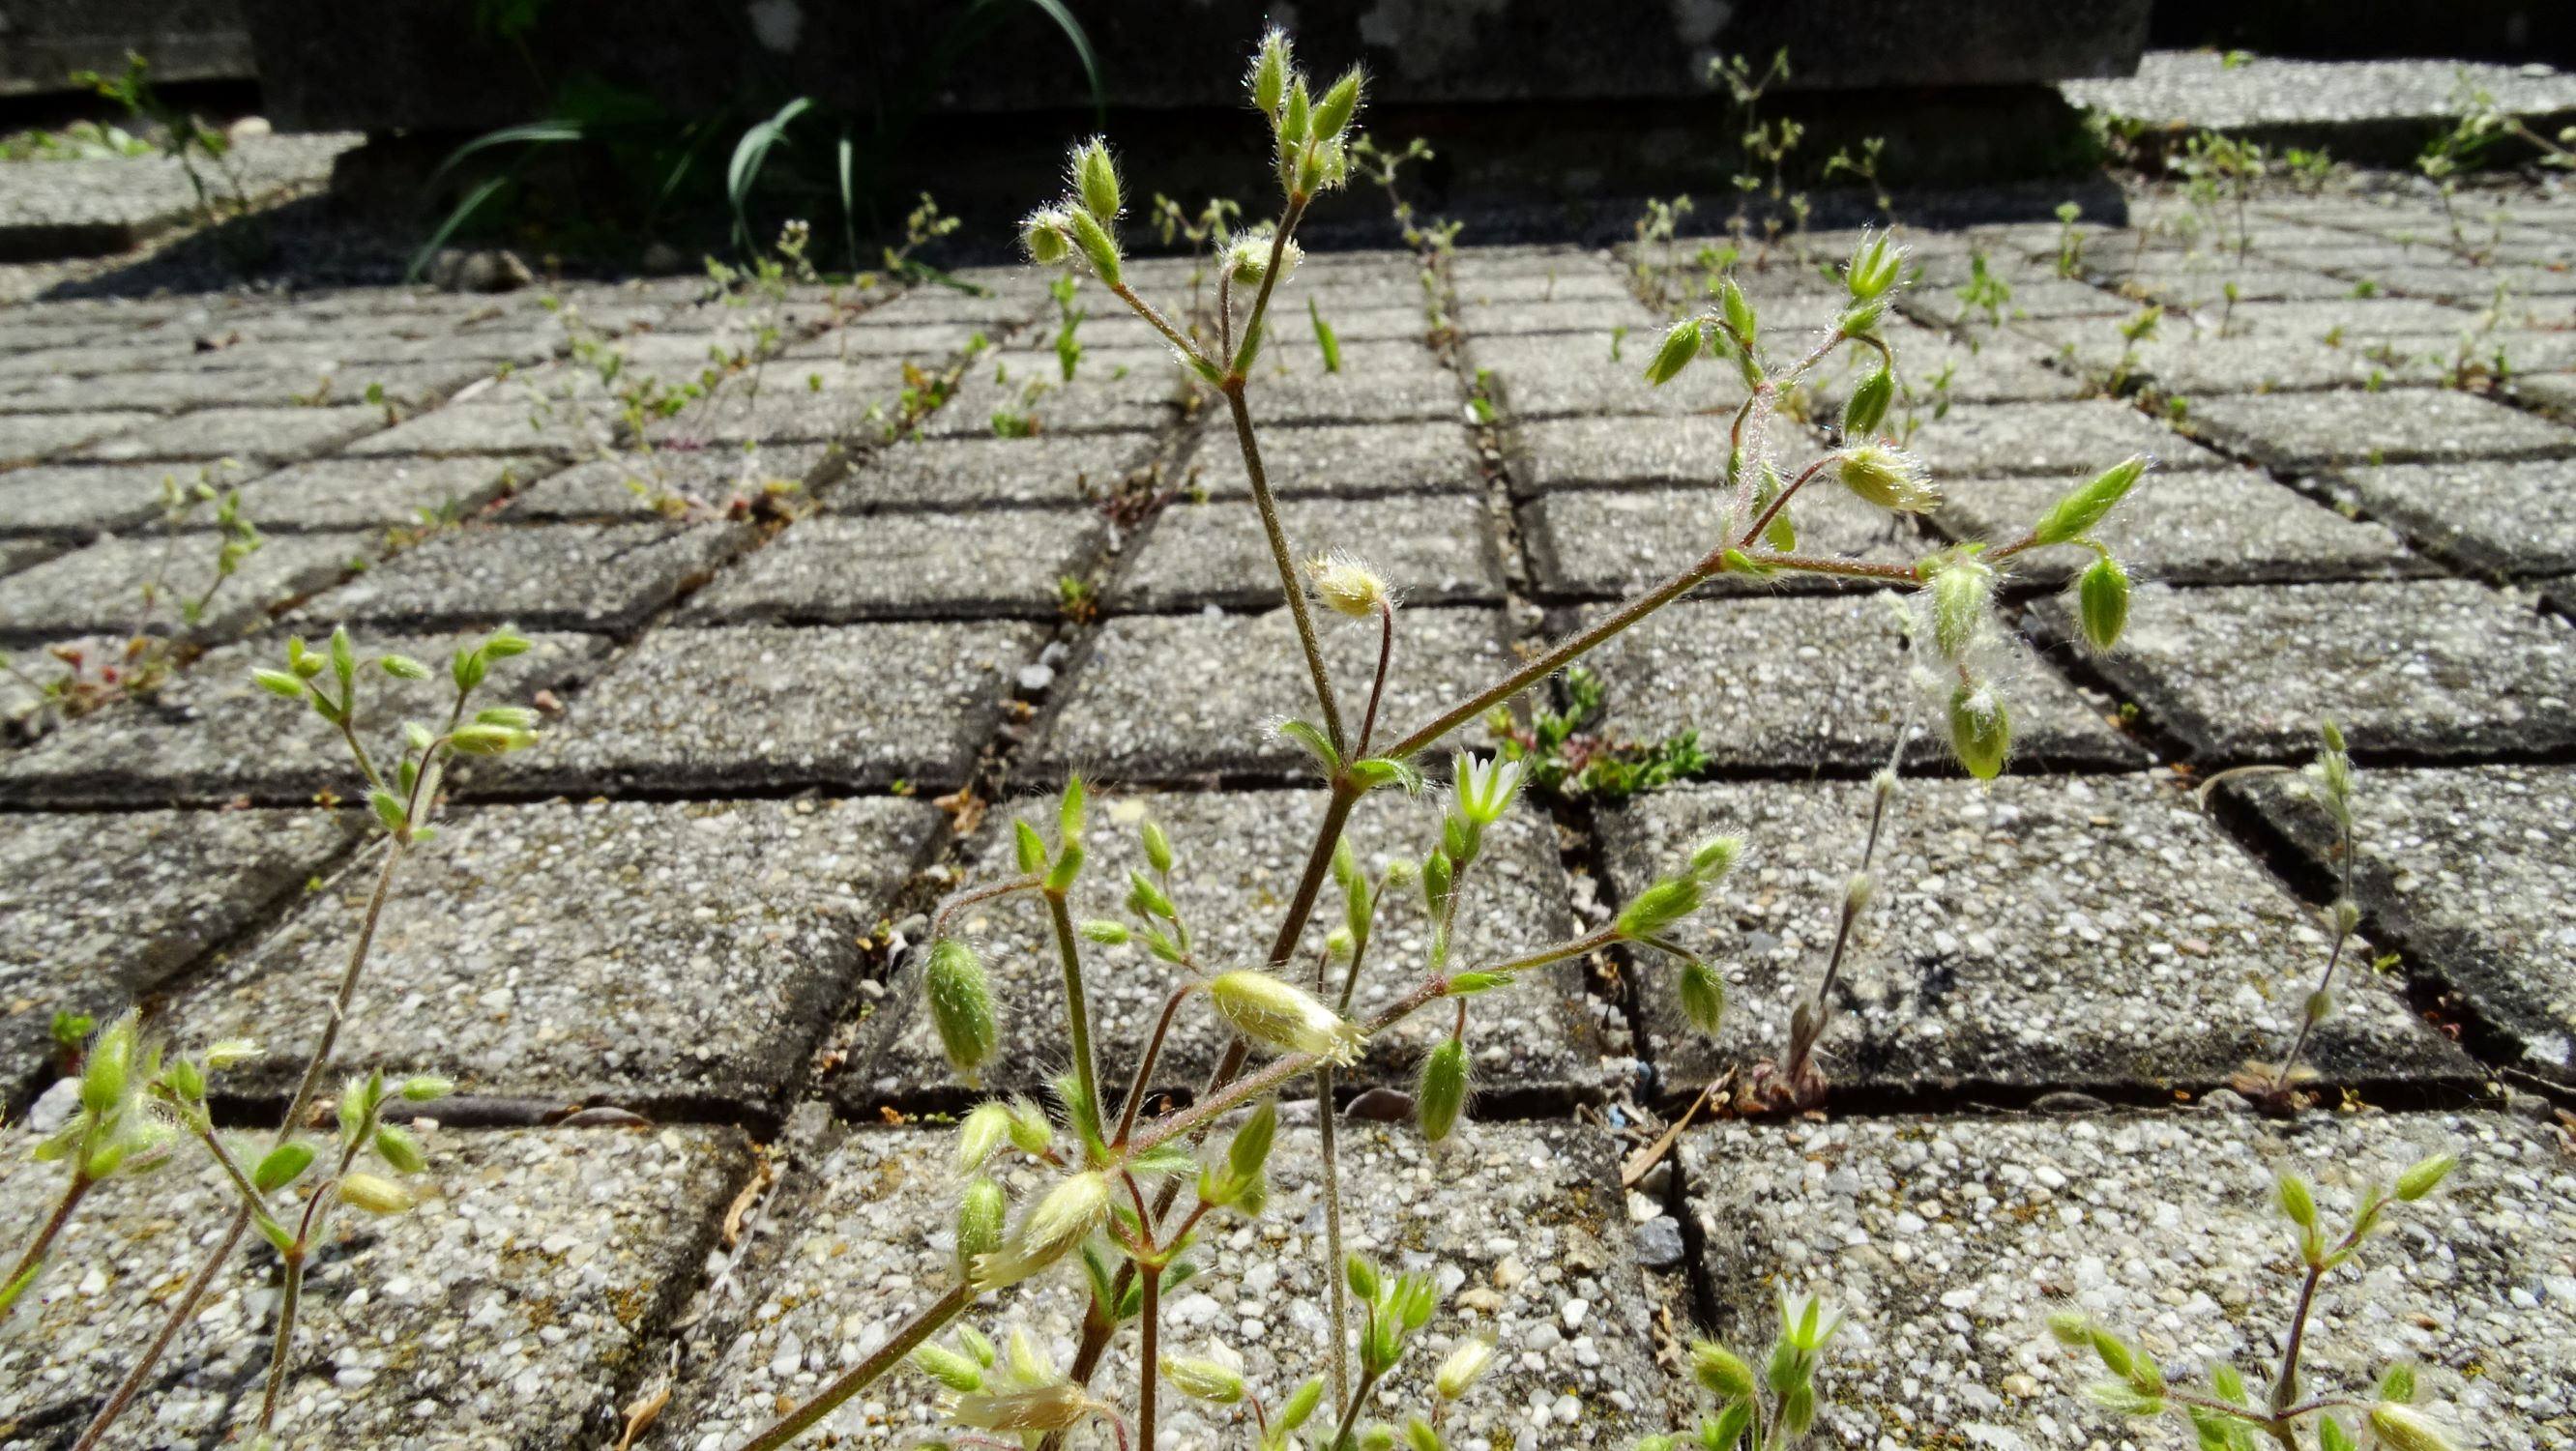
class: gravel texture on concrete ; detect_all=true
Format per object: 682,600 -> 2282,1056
492,621 -> 1042,795
504,445 -> 827,521
931,348 -> 1196,439
1596,772 -> 2469,1095
72,404 -> 385,466
294,520 -> 746,634
2234,763 -> 2576,1085
659,1120 -> 1671,1451
1524,484 -> 1926,601
0,458 -> 260,537
834,432 -> 1161,510
1685,1111 -> 2576,1450
1933,468 -> 2434,587
1183,420 -> 1486,501
1581,595 -> 2145,774
858,785 -> 1596,1106
0,530 -> 365,646
2186,391 -> 2576,471
0,807 -> 360,1097
0,1122 -> 749,1447
688,508 -> 1103,622
2034,579 -> 2576,763
2325,458 -> 2576,577
1506,414 -> 1734,495
167,797 -> 937,1109
1113,493 -> 1504,612
230,453 -> 544,531
1032,606 -> 1521,782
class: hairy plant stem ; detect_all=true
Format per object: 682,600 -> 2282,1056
0,1171 -> 91,1317
1317,1064 -> 1350,1410
70,1209 -> 252,1451
2272,807 -> 2356,1094
1783,720 -> 1913,1083
734,1283 -> 974,1451
1115,983 -> 1204,1148
1139,1265 -> 1164,1451
2272,1262 -> 2327,1415
1741,455 -> 1836,549
1330,1364 -> 1385,1451
1046,889 -> 1106,1146
1224,386 -> 1345,754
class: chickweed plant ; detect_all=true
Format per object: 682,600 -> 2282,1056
722,26 -> 2167,1451
2053,1149 -> 2463,1451
1,465 -> 261,737
1,624 -> 540,1447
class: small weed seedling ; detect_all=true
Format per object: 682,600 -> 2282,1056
3,624 -> 541,1449
2055,1150 -> 2465,1451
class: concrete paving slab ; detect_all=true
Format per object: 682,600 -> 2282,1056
1934,468 -> 2432,586
2187,391 -> 2576,471
0,530 -> 366,646
2325,458 -> 2576,577
293,521 -> 744,635
688,508 -> 1102,623
1185,421 -> 1483,501
1113,493 -> 1503,613
836,433 -> 1159,510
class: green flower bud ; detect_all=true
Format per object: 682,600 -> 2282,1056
2275,1173 -> 2318,1230
1931,558 -> 1995,660
1618,875 -> 1703,942
953,1384 -> 1093,1434
1416,1035 -> 1469,1143
1080,918 -> 1129,944
339,1171 -> 413,1215
2369,1404 -> 2462,1451
1161,1355 -> 1247,1403
1312,67 -> 1365,141
373,1123 -> 427,1175
2076,554 -> 2130,652
1279,79 -> 1311,149
2031,454 -> 2150,546
954,1174 -> 1008,1282
924,938 -> 999,1086
1420,848 -> 1454,914
1006,1095 -> 1053,1154
448,722 -> 535,756
1842,366 -> 1893,437
1836,444 -> 1940,512
1278,1376 -> 1327,1432
1065,207 -> 1122,286
912,1341 -> 986,1394
1208,972 -> 1362,1064
1691,836 -> 1744,880
1248,29 -> 1291,116
1435,1338 -> 1497,1400
253,668 -> 307,699
1679,958 -> 1726,1036
398,1073 -> 453,1102
1948,683 -> 2009,780
165,1056 -> 206,1103
252,1141 -> 315,1194
1071,138 -> 1121,223
1014,818 -> 1047,875
378,653 -> 432,682
958,1101 -> 1013,1170
1022,207 -> 1074,266
1227,1098 -> 1278,1181
1845,229 -> 1904,301
78,1016 -> 136,1117
1142,821 -> 1174,874
974,1170 -> 1108,1289
1719,279 -> 1757,343
2046,1311 -> 2094,1348
2395,1151 -> 2458,1202
1691,1340 -> 1757,1401
1644,319 -> 1704,386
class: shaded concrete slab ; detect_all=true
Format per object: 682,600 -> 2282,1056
930,348 -> 1195,439
491,622 -> 1042,796
1909,400 -> 2227,479
1113,493 -> 1503,613
1685,1111 -> 2576,1451
0,410 -> 153,465
687,508 -> 1103,623
659,1120 -> 1670,1451
2034,579 -> 2576,763
2234,763 -> 2576,1085
1032,606 -> 1521,783
0,628 -> 607,807
169,798 -> 938,1109
0,1123 -> 748,1446
505,444 -> 827,523
1583,595 -> 2145,774
1598,772 -> 2468,1096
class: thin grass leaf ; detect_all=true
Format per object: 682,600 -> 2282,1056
422,119 -> 586,197
836,126 -> 859,271
1012,0 -> 1105,124
727,96 -> 814,255
404,175 -> 511,282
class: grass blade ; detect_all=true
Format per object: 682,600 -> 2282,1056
727,95 -> 814,256
404,175 -> 511,283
